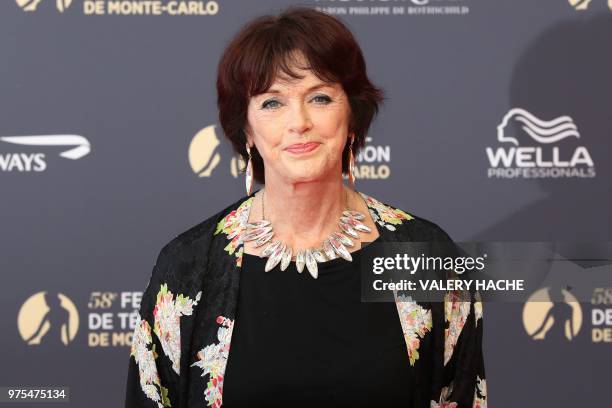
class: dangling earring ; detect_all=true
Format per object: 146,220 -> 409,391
245,144 -> 254,195
348,135 -> 356,188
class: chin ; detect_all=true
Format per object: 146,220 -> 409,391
284,173 -> 322,184
278,165 -> 327,183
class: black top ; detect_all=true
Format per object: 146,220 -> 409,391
222,237 -> 413,407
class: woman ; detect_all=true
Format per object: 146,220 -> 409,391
125,7 -> 486,408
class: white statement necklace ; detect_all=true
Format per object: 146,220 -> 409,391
243,188 -> 371,279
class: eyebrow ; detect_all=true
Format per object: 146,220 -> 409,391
262,83 -> 333,96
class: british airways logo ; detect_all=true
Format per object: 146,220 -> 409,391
0,135 -> 91,172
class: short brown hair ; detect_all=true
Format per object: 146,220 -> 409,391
216,6 -> 384,184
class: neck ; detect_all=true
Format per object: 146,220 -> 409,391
260,176 -> 352,246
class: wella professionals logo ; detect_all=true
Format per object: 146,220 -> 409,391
18,291 -> 80,346
0,134 -> 91,172
523,287 -> 582,341
568,0 -> 612,11
16,0 -> 73,12
486,108 -> 596,179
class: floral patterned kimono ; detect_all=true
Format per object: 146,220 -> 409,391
125,190 -> 487,408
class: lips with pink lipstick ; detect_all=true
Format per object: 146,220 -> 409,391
284,142 -> 320,154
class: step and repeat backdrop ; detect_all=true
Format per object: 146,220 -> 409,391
1,0 -> 611,407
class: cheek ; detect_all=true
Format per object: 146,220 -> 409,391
317,100 -> 350,135
248,113 -> 283,150
314,111 -> 350,152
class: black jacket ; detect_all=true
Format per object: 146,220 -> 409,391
125,190 -> 487,407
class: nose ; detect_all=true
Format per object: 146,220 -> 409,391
287,102 -> 312,135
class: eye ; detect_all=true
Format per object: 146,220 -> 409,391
312,95 -> 332,104
261,99 -> 281,110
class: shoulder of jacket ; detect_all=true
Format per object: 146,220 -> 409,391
362,191 -> 454,242
142,194 -> 252,299
157,194 -> 251,259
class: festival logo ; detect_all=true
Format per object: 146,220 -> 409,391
486,108 -> 596,179
188,124 -> 247,179
14,0 -> 220,16
15,0 -> 73,12
353,136 -> 391,180
568,0 -> 612,11
17,291 -> 80,346
0,134 -> 91,172
230,155 -> 245,178
17,290 -> 146,348
522,287 -> 582,341
189,125 -> 222,177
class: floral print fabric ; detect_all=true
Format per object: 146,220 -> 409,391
359,191 -> 414,230
130,318 -> 171,408
473,376 -> 488,408
213,197 -> 253,267
444,290 -> 472,366
130,283 -> 202,407
431,383 -> 457,408
395,294 -> 433,366
191,316 -> 234,408
153,284 -> 202,374
126,190 -> 487,408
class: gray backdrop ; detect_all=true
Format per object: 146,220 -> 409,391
1,0 -> 611,406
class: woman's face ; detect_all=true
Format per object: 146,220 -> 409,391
245,58 -> 352,185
